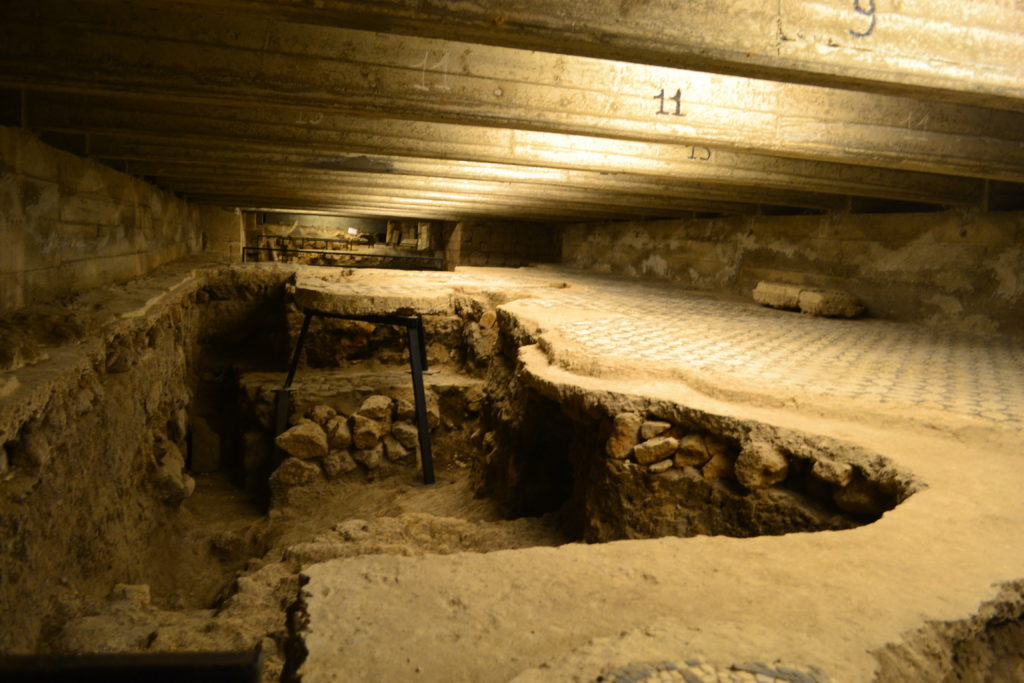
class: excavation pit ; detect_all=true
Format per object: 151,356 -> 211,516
2,263 -> 1020,683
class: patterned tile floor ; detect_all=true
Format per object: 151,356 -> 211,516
302,267 -> 1024,432
520,272 -> 1024,432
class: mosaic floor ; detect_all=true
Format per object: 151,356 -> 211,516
530,273 -> 1024,431
300,267 -> 1024,432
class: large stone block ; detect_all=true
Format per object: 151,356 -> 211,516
752,281 -> 801,309
797,289 -> 864,318
275,422 -> 328,460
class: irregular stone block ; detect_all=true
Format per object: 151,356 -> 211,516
674,434 -> 712,467
394,398 -> 415,421
633,436 -> 678,465
270,457 -> 321,490
735,441 -> 789,489
383,435 -> 408,462
752,281 -> 801,310
353,443 -> 384,470
392,421 -> 420,450
701,446 -> 735,481
323,451 -> 357,479
479,309 -> 497,329
275,422 -> 328,460
308,404 -> 337,425
325,416 -> 352,450
605,412 -> 643,459
640,420 -> 671,440
812,458 -> 854,487
356,395 -> 393,421
798,289 -> 864,318
648,459 -> 674,473
833,476 -> 890,515
350,414 -> 384,450
152,442 -> 195,503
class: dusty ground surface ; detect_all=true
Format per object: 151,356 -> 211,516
1,260 -> 1022,683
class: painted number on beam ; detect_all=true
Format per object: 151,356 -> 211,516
688,146 -> 712,161
654,88 -> 683,116
413,51 -> 451,92
848,0 -> 877,37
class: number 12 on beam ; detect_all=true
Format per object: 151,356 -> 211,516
654,88 -> 683,116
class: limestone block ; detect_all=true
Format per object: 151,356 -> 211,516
833,476 -> 889,515
812,458 -> 854,487
383,435 -> 408,462
392,421 -> 420,450
190,415 -> 221,473
325,416 -> 352,450
640,420 -> 671,440
701,445 -> 735,481
674,434 -> 712,467
648,459 -> 674,473
735,441 -> 789,489
394,398 -> 415,421
270,457 -> 321,490
752,281 -> 801,310
605,412 -> 643,459
798,289 -> 864,318
356,395 -> 393,421
633,436 -> 678,465
351,414 -> 385,450
308,404 -> 337,425
275,422 -> 329,460
323,451 -> 358,479
353,443 -> 384,470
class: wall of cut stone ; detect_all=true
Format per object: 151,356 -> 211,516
562,210 -> 1024,338
446,221 -> 560,268
0,126 -> 204,312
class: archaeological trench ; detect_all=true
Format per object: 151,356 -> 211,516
2,2 -> 1024,681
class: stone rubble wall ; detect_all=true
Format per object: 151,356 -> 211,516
562,211 -> 1024,338
475,331 -> 923,542
0,261 -> 294,652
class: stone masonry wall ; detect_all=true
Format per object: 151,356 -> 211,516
0,126 -> 204,312
445,221 -> 560,268
562,210 -> 1024,338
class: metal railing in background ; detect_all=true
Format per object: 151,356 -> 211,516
242,246 -> 445,271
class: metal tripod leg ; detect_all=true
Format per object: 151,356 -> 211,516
407,318 -> 435,485
274,310 -> 313,458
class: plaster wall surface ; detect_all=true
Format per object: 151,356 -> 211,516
0,126 -> 203,312
562,211 -> 1024,338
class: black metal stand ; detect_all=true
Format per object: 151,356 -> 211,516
275,308 -> 435,485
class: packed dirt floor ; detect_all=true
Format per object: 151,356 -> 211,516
1,259 -> 1022,682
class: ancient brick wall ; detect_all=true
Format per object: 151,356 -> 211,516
562,211 -> 1024,338
0,127 -> 204,312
